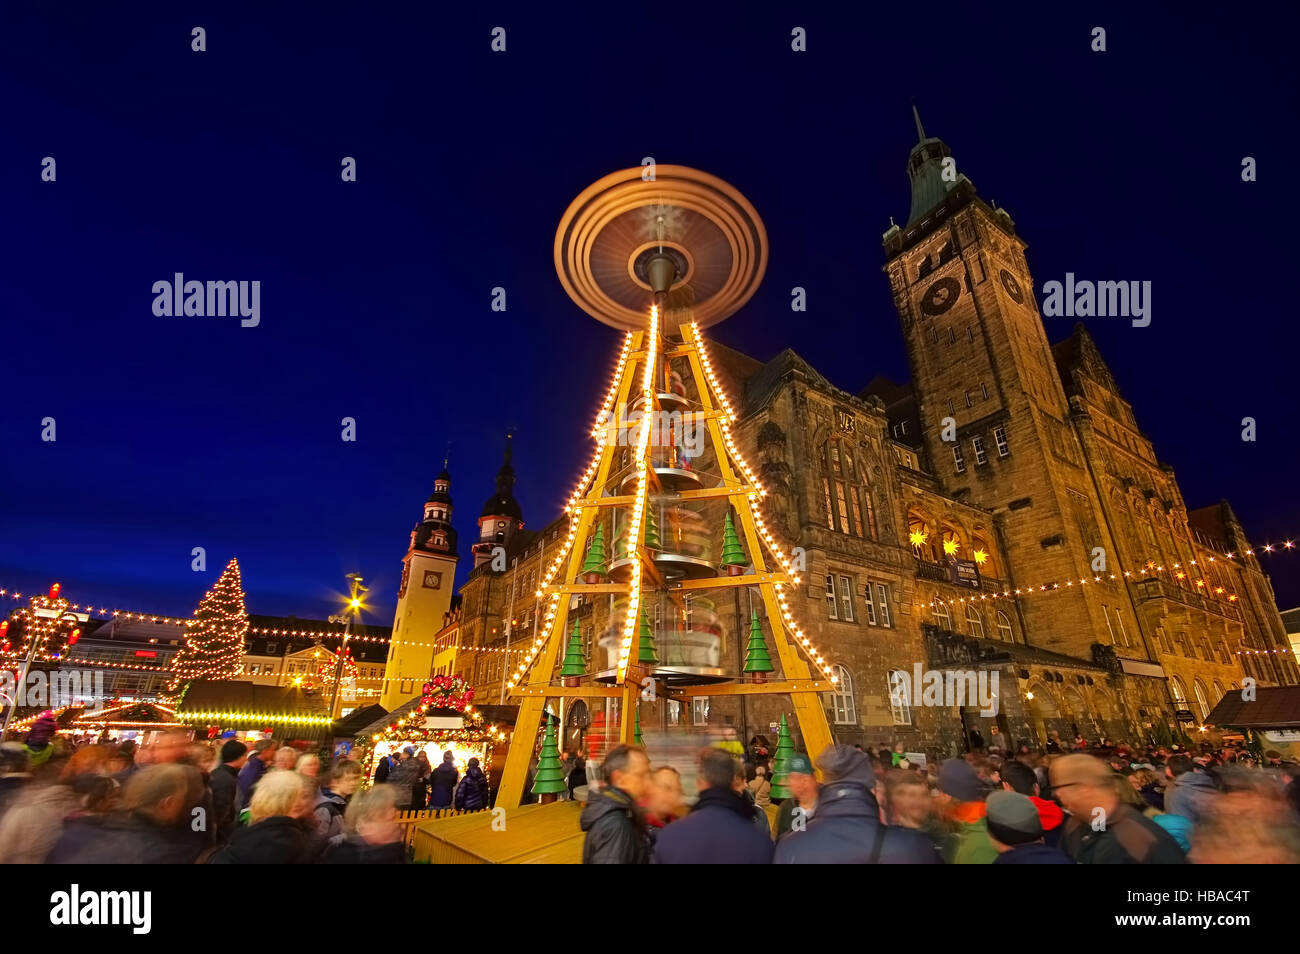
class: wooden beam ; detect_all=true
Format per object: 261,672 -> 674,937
667,680 -> 830,697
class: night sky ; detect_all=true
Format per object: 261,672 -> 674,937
3,3 -> 1298,624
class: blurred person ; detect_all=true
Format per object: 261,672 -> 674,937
775,746 -> 938,864
567,755 -> 588,801
654,748 -> 773,864
968,726 -> 985,752
148,730 -> 190,765
890,742 -> 907,768
747,763 -> 772,809
20,713 -> 59,769
1129,767 -> 1165,812
580,744 -> 650,864
775,752 -> 819,838
429,750 -> 459,810
383,747 -> 420,811
1164,753 -> 1218,826
0,744 -> 31,820
190,743 -> 218,775
986,791 -> 1072,865
935,758 -> 996,864
733,759 -> 774,839
1046,730 -> 1064,754
410,750 -> 431,809
1280,762 -> 1300,820
210,740 -> 248,845
314,759 -> 363,847
1190,767 -> 1300,864
236,740 -> 277,808
325,784 -> 407,864
47,763 -> 207,864
0,741 -> 85,863
453,756 -> 489,811
373,749 -> 394,783
988,725 -> 1009,752
999,758 -> 1065,847
272,744 -> 300,772
643,765 -> 686,845
210,768 -> 316,864
296,752 -> 321,779
1051,754 -> 1185,864
116,739 -> 138,778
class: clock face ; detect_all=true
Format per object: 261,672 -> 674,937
919,276 -> 961,316
422,571 -> 442,590
999,268 -> 1024,304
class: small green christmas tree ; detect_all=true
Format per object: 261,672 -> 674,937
769,714 -> 794,799
531,716 -> 567,797
742,610 -> 774,676
560,619 -> 585,678
644,506 -> 661,551
580,524 -> 608,579
720,511 -> 747,568
634,707 -> 644,747
637,609 -> 659,665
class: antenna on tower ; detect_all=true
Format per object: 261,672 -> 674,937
912,103 -> 926,142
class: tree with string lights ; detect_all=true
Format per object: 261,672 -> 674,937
167,558 -> 249,694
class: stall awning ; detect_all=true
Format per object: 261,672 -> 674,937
1204,686 -> 1300,729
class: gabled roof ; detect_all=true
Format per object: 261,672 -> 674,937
1204,686 -> 1300,729
332,702 -> 387,737
175,680 -> 327,716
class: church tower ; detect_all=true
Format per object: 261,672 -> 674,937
380,463 -> 460,709
883,108 -> 1132,661
472,435 -> 525,568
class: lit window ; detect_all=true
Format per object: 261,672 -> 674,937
876,584 -> 892,627
1113,609 -> 1130,648
839,576 -> 855,622
692,697 -> 710,725
888,670 -> 911,725
831,666 -> 857,725
965,605 -> 985,639
933,601 -> 951,629
825,575 -> 838,620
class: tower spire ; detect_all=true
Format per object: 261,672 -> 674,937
912,103 -> 926,142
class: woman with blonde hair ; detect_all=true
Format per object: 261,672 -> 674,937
325,783 -> 407,864
210,768 -> 317,863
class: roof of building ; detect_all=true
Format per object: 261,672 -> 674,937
1281,607 -> 1300,632
244,614 -> 389,663
175,680 -> 328,717
332,702 -> 387,737
1204,686 -> 1300,728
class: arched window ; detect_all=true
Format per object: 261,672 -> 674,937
965,605 -> 985,639
1169,675 -> 1188,706
933,601 -> 951,630
1212,681 -> 1225,704
909,512 -> 939,562
996,611 -> 1014,642
1193,680 -> 1211,721
971,535 -> 995,577
831,665 -> 857,725
941,526 -> 964,560
888,669 -> 912,726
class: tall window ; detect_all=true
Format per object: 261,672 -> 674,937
994,426 -> 1009,457
888,670 -> 912,725
875,583 -> 893,627
1169,676 -> 1188,706
692,697 -> 710,725
965,605 -> 985,638
831,666 -> 857,725
839,576 -> 855,622
972,436 -> 988,465
1113,609 -> 1130,648
1193,680 -> 1210,721
825,575 -> 837,620
862,585 -> 877,625
996,611 -> 1014,642
933,601 -> 951,630
821,439 -> 876,539
1156,627 -> 1174,655
953,444 -> 966,474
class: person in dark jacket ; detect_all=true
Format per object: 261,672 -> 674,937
314,759 -> 362,848
774,746 -> 939,864
373,751 -> 393,784
235,740 -> 277,809
1164,754 -> 1218,825
1051,754 -> 1186,864
986,791 -> 1072,864
774,748 -> 941,868
385,747 -> 422,811
326,784 -> 407,864
48,763 -> 207,864
429,750 -> 459,810
580,745 -> 651,864
453,757 -> 490,811
653,748 -> 773,864
566,756 -> 588,800
999,758 -> 1065,848
411,751 -> 432,809
209,740 -> 248,846
211,768 -> 317,864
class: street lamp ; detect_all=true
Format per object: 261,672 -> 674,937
326,573 -> 366,720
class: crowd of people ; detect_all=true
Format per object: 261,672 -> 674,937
579,734 -> 1300,864
0,715 -> 412,864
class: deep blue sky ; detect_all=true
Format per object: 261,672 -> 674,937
3,2 -> 1298,624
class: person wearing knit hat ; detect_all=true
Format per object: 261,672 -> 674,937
210,739 -> 249,845
774,751 -> 819,838
22,714 -> 59,768
986,791 -> 1072,864
936,757 -> 997,864
773,745 -> 938,864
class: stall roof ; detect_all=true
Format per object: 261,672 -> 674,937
332,703 -> 386,737
175,680 -> 327,718
1204,686 -> 1300,729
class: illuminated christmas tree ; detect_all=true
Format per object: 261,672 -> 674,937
167,558 -> 249,693
530,715 -> 566,801
743,610 -> 774,681
720,511 -> 747,573
560,619 -> 586,687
